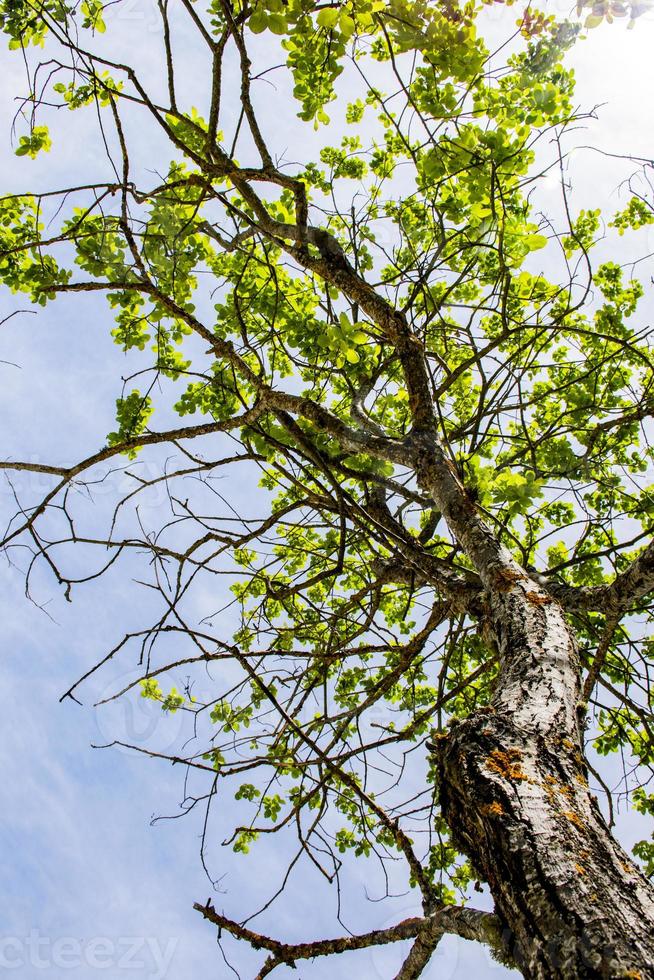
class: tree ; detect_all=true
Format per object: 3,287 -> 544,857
1,0 -> 654,976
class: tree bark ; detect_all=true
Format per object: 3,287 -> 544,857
436,584 -> 654,979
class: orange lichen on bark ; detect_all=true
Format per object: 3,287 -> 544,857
485,748 -> 528,781
493,568 -> 529,592
562,810 -> 584,830
543,776 -> 568,811
481,801 -> 504,816
525,591 -> 553,606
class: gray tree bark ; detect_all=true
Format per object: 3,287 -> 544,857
436,584 -> 654,979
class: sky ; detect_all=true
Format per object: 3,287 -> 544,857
1,3 -> 654,978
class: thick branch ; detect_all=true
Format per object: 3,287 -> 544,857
193,900 -> 506,978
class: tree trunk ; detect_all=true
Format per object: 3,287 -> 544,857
436,583 -> 654,979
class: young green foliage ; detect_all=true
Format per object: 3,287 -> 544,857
1,0 -> 654,973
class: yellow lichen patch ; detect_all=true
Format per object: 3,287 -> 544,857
574,863 -> 586,876
543,775 -> 571,801
622,971 -> 642,979
486,749 -> 529,781
562,810 -> 584,830
481,802 -> 504,817
543,778 -> 559,805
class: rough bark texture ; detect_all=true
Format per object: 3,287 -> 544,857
436,585 -> 654,979
391,423 -> 654,978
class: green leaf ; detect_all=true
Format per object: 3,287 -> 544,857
249,9 -> 268,33
15,126 -> 52,159
107,390 -> 154,458
316,8 -> 339,29
267,12 -> 287,35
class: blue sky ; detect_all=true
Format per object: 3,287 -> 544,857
1,4 -> 654,977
